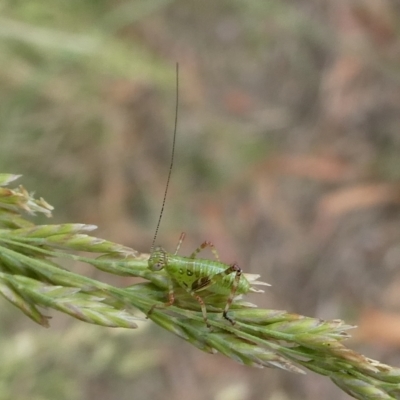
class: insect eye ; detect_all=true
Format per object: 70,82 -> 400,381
149,260 -> 164,271
154,262 -> 164,271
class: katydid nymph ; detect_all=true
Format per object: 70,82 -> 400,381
147,64 -> 269,328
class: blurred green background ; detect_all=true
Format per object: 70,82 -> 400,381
1,0 -> 400,399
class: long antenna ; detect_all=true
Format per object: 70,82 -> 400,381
151,63 -> 179,252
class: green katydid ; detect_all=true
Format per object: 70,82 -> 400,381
147,64 -> 269,327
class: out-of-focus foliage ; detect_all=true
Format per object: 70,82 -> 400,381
1,0 -> 400,399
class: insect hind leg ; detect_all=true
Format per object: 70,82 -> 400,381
190,240 -> 220,261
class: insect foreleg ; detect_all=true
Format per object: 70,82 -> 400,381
174,232 -> 186,255
211,263 -> 242,325
148,278 -> 176,316
190,240 -> 220,261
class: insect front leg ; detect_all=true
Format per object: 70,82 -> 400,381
174,232 -> 186,255
147,278 -> 176,316
211,263 -> 242,325
190,240 -> 220,261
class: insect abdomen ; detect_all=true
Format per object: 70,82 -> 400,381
165,255 -> 250,295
